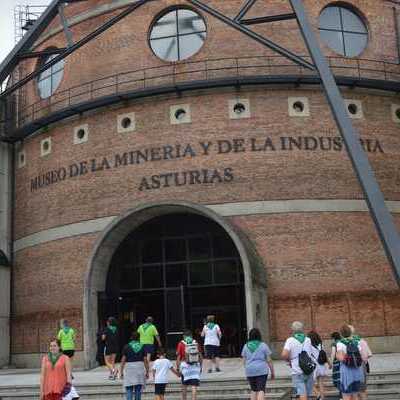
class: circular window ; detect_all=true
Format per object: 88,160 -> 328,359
319,5 -> 368,57
37,54 -> 65,99
150,8 -> 206,62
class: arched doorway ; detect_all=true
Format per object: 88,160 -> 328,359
84,201 -> 268,368
100,213 -> 246,356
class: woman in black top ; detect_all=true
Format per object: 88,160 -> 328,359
102,317 -> 119,380
120,332 -> 149,400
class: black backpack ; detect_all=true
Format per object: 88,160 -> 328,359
298,341 -> 316,375
343,340 -> 362,368
317,348 -> 328,365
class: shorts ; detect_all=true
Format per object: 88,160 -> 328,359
247,375 -> 268,392
204,345 -> 219,359
292,373 -> 314,397
341,380 -> 362,394
183,379 -> 200,386
155,383 -> 167,395
142,344 -> 154,356
104,346 -> 118,356
62,350 -> 75,358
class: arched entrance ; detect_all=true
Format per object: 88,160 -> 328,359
84,201 -> 268,369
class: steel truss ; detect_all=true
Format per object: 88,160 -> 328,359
0,0 -> 399,284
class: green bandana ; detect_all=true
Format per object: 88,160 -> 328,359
48,352 -> 61,368
108,325 -> 117,334
341,337 -> 359,346
247,340 -> 261,353
63,327 -> 70,334
183,336 -> 193,344
142,322 -> 153,332
207,322 -> 216,329
293,333 -> 306,344
129,340 -> 144,353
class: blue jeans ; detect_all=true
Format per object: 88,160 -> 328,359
126,385 -> 142,400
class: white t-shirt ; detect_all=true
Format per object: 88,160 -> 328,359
283,336 -> 313,375
152,358 -> 173,384
180,361 -> 201,382
202,324 -> 221,346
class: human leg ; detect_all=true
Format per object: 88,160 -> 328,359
292,374 -> 309,400
134,384 -> 143,400
181,384 -> 187,400
250,391 -> 257,400
318,376 -> 325,399
125,386 -> 134,400
191,385 -> 198,400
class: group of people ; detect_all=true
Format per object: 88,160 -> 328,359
281,321 -> 372,400
38,315 -> 372,400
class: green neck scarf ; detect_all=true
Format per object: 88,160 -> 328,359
129,340 -> 144,353
341,336 -> 359,346
293,333 -> 306,344
63,327 -> 70,334
48,352 -> 62,368
183,336 -> 193,344
142,322 -> 153,332
108,325 -> 117,334
247,340 -> 261,353
207,322 -> 216,329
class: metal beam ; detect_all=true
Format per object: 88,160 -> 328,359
0,0 -> 61,84
290,0 -> 400,284
188,0 -> 314,70
234,0 -> 258,22
241,13 -> 296,25
0,0 -> 151,99
58,3 -> 74,47
18,48 -> 67,60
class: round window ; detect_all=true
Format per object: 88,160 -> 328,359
150,8 -> 206,62
319,5 -> 368,57
37,54 -> 65,99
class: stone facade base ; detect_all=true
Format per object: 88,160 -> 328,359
11,351 -> 85,369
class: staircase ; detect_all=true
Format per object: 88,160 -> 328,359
1,371 -> 400,400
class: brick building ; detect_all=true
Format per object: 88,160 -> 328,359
0,0 -> 400,368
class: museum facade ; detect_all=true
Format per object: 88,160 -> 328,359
0,0 -> 400,368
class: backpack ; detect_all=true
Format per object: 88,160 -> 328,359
297,340 -> 316,375
343,340 -> 362,368
317,348 -> 328,365
184,340 -> 199,364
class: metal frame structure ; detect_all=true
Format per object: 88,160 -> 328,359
0,0 -> 399,285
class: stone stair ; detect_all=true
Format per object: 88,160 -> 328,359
0,371 -> 399,400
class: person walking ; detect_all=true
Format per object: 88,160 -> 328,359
176,330 -> 202,400
308,330 -> 330,400
281,321 -> 315,400
137,316 -> 162,364
120,331 -> 149,400
336,324 -> 365,400
152,347 -> 180,400
241,328 -> 275,400
180,347 -> 202,400
201,315 -> 222,373
57,320 -> 76,361
331,331 -> 342,399
102,316 -> 119,380
348,325 -> 372,400
40,338 -> 72,400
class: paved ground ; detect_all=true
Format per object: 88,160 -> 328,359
0,353 -> 399,387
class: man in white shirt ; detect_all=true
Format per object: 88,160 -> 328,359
201,315 -> 222,373
281,321 -> 314,400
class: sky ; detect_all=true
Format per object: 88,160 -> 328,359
0,0 -> 51,64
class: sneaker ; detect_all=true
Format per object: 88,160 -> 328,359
216,367 -> 221,372
208,369 -> 212,373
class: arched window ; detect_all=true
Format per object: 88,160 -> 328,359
150,8 -> 206,62
319,5 -> 368,57
37,54 -> 64,98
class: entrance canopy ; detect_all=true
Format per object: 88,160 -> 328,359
84,201 -> 267,368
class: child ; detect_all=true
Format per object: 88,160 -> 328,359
152,348 -> 180,400
176,330 -> 203,400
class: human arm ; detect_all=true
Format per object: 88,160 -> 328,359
155,334 -> 162,348
144,356 -> 150,379
152,364 -> 156,380
267,356 -> 275,380
217,325 -> 222,340
170,365 -> 181,377
201,326 -> 206,338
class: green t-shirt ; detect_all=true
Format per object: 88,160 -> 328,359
137,323 -> 159,345
57,327 -> 76,351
